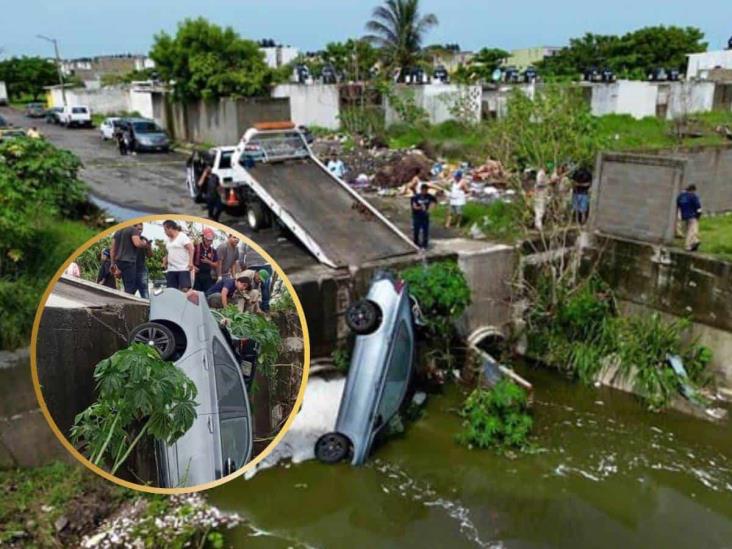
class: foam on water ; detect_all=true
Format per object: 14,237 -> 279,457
245,376 -> 346,479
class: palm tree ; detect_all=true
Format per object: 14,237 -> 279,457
365,0 -> 438,79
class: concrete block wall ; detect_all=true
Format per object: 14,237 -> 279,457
385,84 -> 482,125
272,84 -> 340,129
47,86 -> 153,117
590,152 -> 685,243
585,234 -> 732,387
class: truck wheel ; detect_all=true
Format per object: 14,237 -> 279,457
129,322 -> 176,360
315,432 -> 351,464
247,202 -> 265,231
345,300 -> 381,335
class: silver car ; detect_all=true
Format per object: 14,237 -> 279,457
128,289 -> 253,487
315,272 -> 417,465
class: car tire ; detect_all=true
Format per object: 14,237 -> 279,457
129,321 -> 177,360
345,299 -> 381,335
247,201 -> 266,231
315,432 -> 351,464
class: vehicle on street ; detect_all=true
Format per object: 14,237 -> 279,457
25,102 -> 46,118
58,105 -> 93,128
128,288 -> 253,487
45,106 -> 64,124
315,271 -> 418,465
0,82 -> 8,106
186,146 -> 237,203
99,116 -> 124,140
121,117 -> 170,152
0,128 -> 27,142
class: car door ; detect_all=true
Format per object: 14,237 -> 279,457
211,337 -> 252,476
375,319 -> 413,430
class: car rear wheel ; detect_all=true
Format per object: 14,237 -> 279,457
315,432 -> 351,464
247,201 -> 266,231
129,322 -> 176,360
345,300 -> 381,335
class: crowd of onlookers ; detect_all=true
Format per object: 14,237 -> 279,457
92,221 -> 272,314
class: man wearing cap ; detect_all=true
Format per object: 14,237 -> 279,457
677,184 -> 702,251
193,228 -> 220,292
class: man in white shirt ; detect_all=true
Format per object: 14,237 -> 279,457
327,156 -> 346,179
162,220 -> 194,291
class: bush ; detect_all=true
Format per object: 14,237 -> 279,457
211,306 -> 282,372
0,279 -> 38,350
457,379 -> 533,452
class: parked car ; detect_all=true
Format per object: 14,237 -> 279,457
0,128 -> 27,142
25,102 -> 46,118
121,117 -> 170,152
128,288 -> 253,488
45,106 -> 64,124
58,105 -> 93,128
315,271 -> 419,465
99,116 -> 124,140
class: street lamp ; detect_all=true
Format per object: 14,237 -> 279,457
36,34 -> 66,106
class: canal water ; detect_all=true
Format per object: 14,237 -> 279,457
209,365 -> 732,548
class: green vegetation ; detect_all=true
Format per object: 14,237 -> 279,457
365,0 -> 438,77
270,288 -> 295,313
697,214 -> 732,261
150,17 -> 277,100
525,276 -> 713,410
71,344 -> 198,476
402,260 -> 471,368
453,48 -> 509,83
332,345 -> 351,373
537,26 -> 707,80
300,39 -> 379,81
0,461 -> 130,547
212,306 -> 282,372
0,138 -> 95,349
0,56 -> 58,100
457,379 -> 533,452
432,199 -> 528,242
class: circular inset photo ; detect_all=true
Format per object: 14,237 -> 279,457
30,215 -> 309,493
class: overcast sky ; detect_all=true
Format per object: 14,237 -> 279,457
1,0 -> 729,59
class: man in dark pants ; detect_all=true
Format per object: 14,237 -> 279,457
134,235 -> 152,298
193,228 -> 220,292
411,183 -> 437,249
111,223 -> 144,294
677,184 -> 702,251
198,164 -> 224,221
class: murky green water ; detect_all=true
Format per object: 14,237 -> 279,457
209,366 -> 732,548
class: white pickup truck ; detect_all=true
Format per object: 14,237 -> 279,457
58,105 -> 93,128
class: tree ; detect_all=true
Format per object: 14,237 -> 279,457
150,17 -> 273,100
0,56 -> 58,99
538,26 -> 707,80
321,39 -> 379,81
454,47 -> 509,83
365,0 -> 438,79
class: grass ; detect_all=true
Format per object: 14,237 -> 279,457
432,200 -> 526,243
0,219 -> 96,350
698,214 -> 732,261
0,461 -> 130,547
387,120 -> 491,162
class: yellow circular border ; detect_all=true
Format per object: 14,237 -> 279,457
29,214 -> 310,494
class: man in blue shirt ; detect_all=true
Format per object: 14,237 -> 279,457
411,183 -> 437,249
676,184 -> 702,251
205,275 -> 252,308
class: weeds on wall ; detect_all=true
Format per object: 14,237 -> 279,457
457,379 -> 533,453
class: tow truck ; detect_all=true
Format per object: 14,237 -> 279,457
207,121 -> 418,268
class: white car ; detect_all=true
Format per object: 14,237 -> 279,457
99,117 -> 123,140
58,105 -> 92,128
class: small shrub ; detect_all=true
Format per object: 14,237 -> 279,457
332,345 -> 351,372
457,379 -> 533,452
211,306 -> 282,370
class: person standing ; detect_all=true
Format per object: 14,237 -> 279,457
96,248 -> 117,289
193,228 -> 220,292
162,220 -> 194,291
677,184 -> 702,251
572,168 -> 592,225
111,223 -> 144,294
411,183 -> 437,250
134,235 -> 152,298
445,171 -> 468,228
114,124 -> 127,156
216,234 -> 241,279
198,164 -> 224,221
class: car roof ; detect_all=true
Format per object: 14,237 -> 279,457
126,117 -> 156,123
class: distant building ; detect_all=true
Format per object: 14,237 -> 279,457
430,50 -> 474,72
60,54 -> 154,83
503,46 -> 561,70
260,46 -> 299,69
686,50 -> 732,80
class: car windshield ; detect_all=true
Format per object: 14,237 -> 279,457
72,107 -> 87,114
132,121 -> 161,134
219,151 -> 233,169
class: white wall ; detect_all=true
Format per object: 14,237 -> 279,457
385,84 -> 482,125
590,80 -> 658,119
272,84 -> 340,129
262,46 -> 299,69
686,50 -> 732,80
666,81 -> 716,119
47,86 -> 153,118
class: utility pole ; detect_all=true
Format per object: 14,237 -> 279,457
37,34 -> 66,106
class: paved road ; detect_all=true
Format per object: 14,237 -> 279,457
0,107 -> 317,273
